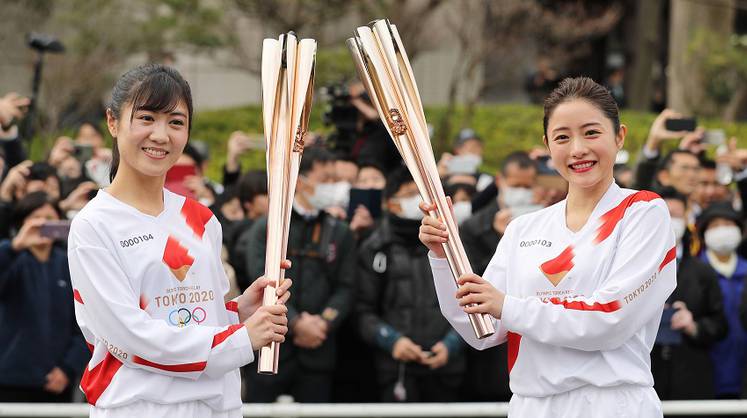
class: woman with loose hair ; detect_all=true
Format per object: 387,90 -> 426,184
420,77 -> 676,417
68,64 -> 291,418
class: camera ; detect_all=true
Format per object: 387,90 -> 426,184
321,82 -> 360,155
27,33 -> 65,53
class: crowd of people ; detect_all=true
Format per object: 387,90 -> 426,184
0,77 -> 747,406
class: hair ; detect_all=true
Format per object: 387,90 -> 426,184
444,182 -> 477,200
658,186 -> 688,209
12,191 -> 62,230
543,77 -> 620,137
237,170 -> 268,207
28,162 -> 57,181
108,64 -> 193,182
699,158 -> 717,171
501,151 -> 536,175
384,166 -> 415,200
77,120 -> 105,138
299,146 -> 334,175
181,143 -> 204,168
657,149 -> 698,174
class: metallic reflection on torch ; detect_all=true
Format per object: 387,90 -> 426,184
259,32 -> 316,374
347,19 -> 494,339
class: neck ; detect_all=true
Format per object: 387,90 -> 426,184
566,177 -> 614,214
29,244 -> 52,262
713,251 -> 734,263
107,164 -> 165,216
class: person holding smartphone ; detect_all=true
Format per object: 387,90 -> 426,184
0,191 -> 89,403
67,64 -> 291,418
420,77 -> 676,416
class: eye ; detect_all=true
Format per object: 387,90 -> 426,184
585,130 -> 601,136
138,113 -> 154,122
554,134 -> 569,142
170,119 -> 185,126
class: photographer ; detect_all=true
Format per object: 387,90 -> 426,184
0,161 -> 62,239
0,191 -> 88,402
0,92 -> 31,169
325,81 -> 401,172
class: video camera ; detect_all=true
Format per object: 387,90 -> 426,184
321,82 -> 360,156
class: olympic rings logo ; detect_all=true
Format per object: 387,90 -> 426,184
168,307 -> 207,327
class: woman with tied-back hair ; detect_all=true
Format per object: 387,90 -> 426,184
67,64 -> 291,418
420,77 -> 676,417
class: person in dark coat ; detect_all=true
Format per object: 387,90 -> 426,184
651,188 -> 727,401
0,191 -> 89,402
244,147 -> 356,403
356,167 -> 465,402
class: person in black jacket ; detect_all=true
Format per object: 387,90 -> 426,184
651,187 -> 728,401
356,167 -> 465,402
244,147 -> 356,403
0,191 -> 89,402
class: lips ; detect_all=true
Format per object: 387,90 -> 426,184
142,147 -> 168,159
568,160 -> 596,173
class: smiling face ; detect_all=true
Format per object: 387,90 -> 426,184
544,99 -> 626,192
107,101 -> 190,180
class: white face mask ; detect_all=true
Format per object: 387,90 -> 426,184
671,218 -> 687,241
397,195 -> 423,220
453,201 -> 472,225
502,186 -> 534,208
446,154 -> 483,175
704,225 -> 742,255
306,182 -> 338,210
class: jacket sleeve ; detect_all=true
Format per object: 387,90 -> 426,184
246,217 -> 300,327
429,223 -> 513,351
461,215 -> 499,275
322,226 -> 357,332
500,201 -> 677,352
0,240 -> 19,297
687,263 -> 728,347
355,246 -> 401,353
68,218 -> 254,380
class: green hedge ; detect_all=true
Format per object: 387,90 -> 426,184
29,104 -> 747,182
192,104 -> 747,181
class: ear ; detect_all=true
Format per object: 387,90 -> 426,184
106,109 -> 118,138
542,135 -> 550,150
616,124 -> 627,150
494,172 -> 503,188
657,169 -> 671,187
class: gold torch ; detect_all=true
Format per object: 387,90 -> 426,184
347,20 -> 494,339
258,32 -> 316,374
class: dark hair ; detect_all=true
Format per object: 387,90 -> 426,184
108,64 -> 193,182
181,143 -> 204,168
384,166 -> 415,200
77,121 -> 105,139
299,146 -> 334,175
237,170 -> 268,207
444,182 -> 476,200
543,77 -> 620,137
12,191 -> 62,230
501,151 -> 536,175
28,162 -> 57,181
699,158 -> 717,170
658,186 -> 688,208
358,160 -> 385,175
657,149 -> 698,174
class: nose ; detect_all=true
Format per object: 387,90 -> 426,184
569,137 -> 589,160
149,120 -> 169,144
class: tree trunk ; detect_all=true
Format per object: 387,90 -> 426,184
628,0 -> 662,111
668,0 -> 735,115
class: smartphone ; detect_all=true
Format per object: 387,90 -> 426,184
347,188 -> 382,219
74,143 -> 94,162
165,164 -> 198,199
423,350 -> 435,358
702,129 -> 726,146
40,220 -> 72,240
665,117 -> 697,132
655,307 -> 682,346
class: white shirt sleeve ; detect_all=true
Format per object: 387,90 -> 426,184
207,217 -> 242,325
68,218 -> 254,380
429,225 -> 513,351
500,201 -> 677,352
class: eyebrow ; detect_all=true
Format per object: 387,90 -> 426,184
170,111 -> 187,118
551,122 -> 603,135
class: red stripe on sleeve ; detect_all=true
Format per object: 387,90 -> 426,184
225,301 -> 239,313
595,190 -> 661,244
659,246 -> 677,272
547,297 -> 622,312
132,356 -> 206,372
80,353 -> 123,405
86,342 -> 94,353
212,324 -> 244,348
73,289 -> 84,304
507,332 -> 522,373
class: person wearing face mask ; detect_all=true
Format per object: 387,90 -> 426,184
444,182 -> 476,226
437,129 -> 494,192
696,202 -> 747,399
651,187 -> 727,402
456,152 -> 539,403
244,145 -> 356,403
356,167 -> 465,402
